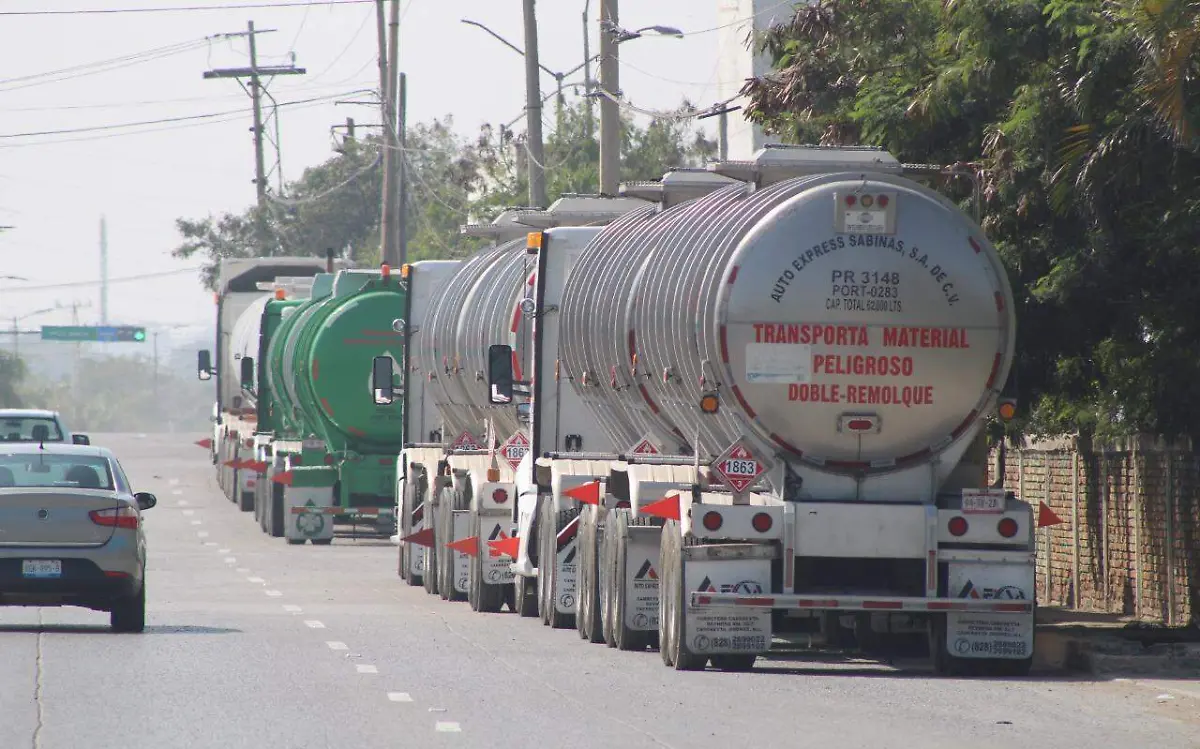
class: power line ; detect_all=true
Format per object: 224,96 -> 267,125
0,1 -> 375,16
673,0 -> 797,37
0,40 -> 210,92
0,267 -> 202,293
0,90 -> 365,140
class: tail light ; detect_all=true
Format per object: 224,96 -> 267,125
90,506 -> 139,530
244,439 -> 253,448
997,517 -> 1019,538
324,454 -> 334,465
492,488 -> 509,504
751,512 -> 773,533
948,516 -> 968,537
701,511 -> 723,532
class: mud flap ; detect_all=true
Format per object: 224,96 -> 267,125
555,518 -> 579,615
407,505 -> 426,580
623,525 -> 661,632
944,561 -> 1035,660
683,554 -> 772,657
481,516 -> 517,587
285,487 -> 336,544
452,510 -> 470,595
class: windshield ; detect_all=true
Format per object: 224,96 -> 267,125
0,417 -> 64,442
0,453 -> 114,490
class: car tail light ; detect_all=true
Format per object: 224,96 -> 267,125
90,506 -> 139,530
492,488 -> 509,504
948,516 -> 968,537
701,511 -> 723,532
751,512 -> 773,533
997,517 -> 1019,538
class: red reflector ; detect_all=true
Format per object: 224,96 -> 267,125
863,600 -> 903,610
846,419 -> 874,431
696,595 -> 712,605
492,488 -> 509,504
738,597 -> 775,607
751,512 -> 773,533
89,506 -> 139,530
845,194 -> 857,206
701,510 -> 723,532
379,458 -> 392,466
876,194 -> 889,207
324,454 -> 334,465
948,516 -> 968,536
103,570 -> 130,579
926,601 -> 967,611
997,517 -> 1019,538
994,603 -> 1030,613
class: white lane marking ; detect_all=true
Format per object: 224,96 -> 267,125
387,692 -> 413,703
224,557 -> 237,564
177,499 -> 189,506
247,577 -> 265,584
283,605 -> 302,613
182,509 -> 195,516
356,665 -> 378,674
265,590 -> 282,597
326,641 -> 347,650
304,620 -> 324,628
435,722 -> 461,733
218,548 -> 231,553
168,478 -> 180,486
189,520 -> 202,526
197,532 -> 209,538
204,542 -> 217,547
172,489 -> 184,496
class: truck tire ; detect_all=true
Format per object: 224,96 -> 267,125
514,574 -> 538,617
576,506 -> 604,643
611,510 -> 653,652
239,485 -> 254,512
538,502 -> 578,629
469,509 -> 505,613
269,484 -> 285,538
659,521 -> 706,671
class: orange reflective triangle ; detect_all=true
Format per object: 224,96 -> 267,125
446,536 -> 479,557
1037,501 -> 1064,527
488,535 -> 521,559
196,438 -> 213,449
640,493 -> 680,521
564,480 -> 601,505
401,527 -> 436,548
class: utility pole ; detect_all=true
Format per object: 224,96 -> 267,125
718,110 -> 729,161
397,72 -> 408,265
521,0 -> 547,207
582,0 -> 594,140
598,0 -> 620,195
375,1 -> 398,266
99,216 -> 108,325
203,22 -> 306,254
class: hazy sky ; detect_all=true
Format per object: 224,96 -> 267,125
0,0 -> 779,338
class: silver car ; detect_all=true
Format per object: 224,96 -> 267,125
0,442 -> 155,632
0,408 -> 90,445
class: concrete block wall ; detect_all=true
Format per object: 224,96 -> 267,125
988,437 -> 1199,626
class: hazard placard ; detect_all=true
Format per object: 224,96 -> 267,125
499,431 -> 530,471
710,438 -> 772,494
629,435 -> 662,456
450,430 -> 482,451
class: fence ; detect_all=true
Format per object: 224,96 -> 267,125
987,435 -> 1199,627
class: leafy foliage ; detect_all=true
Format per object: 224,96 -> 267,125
741,0 -> 1200,441
173,100 -> 715,286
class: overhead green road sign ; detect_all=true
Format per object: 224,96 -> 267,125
41,325 -> 147,342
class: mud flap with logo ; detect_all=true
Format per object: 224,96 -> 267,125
285,487 -> 336,543
555,518 -> 578,615
683,558 -> 772,656
945,561 -> 1035,660
483,516 -> 517,587
452,510 -> 470,595
407,502 -> 426,578
624,526 -> 661,632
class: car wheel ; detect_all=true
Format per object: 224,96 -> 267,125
111,580 -> 146,633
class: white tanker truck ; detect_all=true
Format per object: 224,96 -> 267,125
376,145 -> 1035,676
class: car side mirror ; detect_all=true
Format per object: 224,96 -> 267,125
487,344 -> 514,404
197,350 -> 213,381
72,434 -> 90,445
134,492 -> 157,510
240,356 -> 255,390
372,355 -> 394,405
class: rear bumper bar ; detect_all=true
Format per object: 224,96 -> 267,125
690,592 -> 1033,614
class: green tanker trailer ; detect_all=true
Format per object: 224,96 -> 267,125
268,266 -> 407,543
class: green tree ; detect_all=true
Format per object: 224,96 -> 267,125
0,352 -> 26,407
740,0 -> 1200,440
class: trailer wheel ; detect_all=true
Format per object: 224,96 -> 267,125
269,483 -> 285,538
659,521 -> 706,671
611,510 -> 652,651
514,574 -> 538,617
576,506 -> 604,643
539,502 -> 578,629
238,485 -> 254,512
469,509 -> 505,613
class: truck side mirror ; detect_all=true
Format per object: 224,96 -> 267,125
197,350 -> 213,381
240,356 -> 255,390
487,344 -> 513,404
372,355 -> 394,405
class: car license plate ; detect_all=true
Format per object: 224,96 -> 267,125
961,488 -> 1005,514
22,560 -> 62,578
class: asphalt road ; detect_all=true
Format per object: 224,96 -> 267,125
2,433 -> 1197,749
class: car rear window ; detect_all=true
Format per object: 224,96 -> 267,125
0,454 -> 114,490
0,417 -> 64,442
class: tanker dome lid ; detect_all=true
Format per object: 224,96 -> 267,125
332,268 -> 380,297
709,144 -> 903,184
620,167 -> 739,205
460,207 -> 544,240
515,194 -> 650,228
311,273 -> 335,299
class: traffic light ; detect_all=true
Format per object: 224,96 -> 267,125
113,326 -> 146,342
